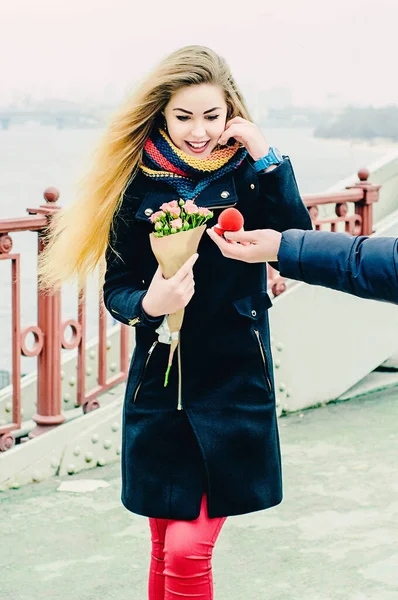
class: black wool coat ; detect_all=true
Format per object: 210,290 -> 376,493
103,156 -> 312,520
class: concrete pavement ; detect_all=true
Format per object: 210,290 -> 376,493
1,388 -> 398,600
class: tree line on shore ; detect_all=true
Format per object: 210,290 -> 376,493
314,106 -> 398,142
263,105 -> 398,142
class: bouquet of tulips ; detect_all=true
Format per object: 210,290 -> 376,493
149,199 -> 213,386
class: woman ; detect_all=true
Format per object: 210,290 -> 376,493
40,46 -> 312,600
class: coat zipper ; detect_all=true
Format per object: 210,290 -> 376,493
177,334 -> 183,410
133,341 -> 158,403
254,329 -> 272,394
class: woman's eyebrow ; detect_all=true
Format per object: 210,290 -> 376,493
172,108 -> 193,114
204,107 -> 222,114
172,107 -> 222,115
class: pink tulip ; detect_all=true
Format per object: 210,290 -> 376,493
169,200 -> 179,208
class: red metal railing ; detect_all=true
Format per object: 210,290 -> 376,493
0,168 -> 380,452
0,188 -> 130,451
267,168 -> 380,296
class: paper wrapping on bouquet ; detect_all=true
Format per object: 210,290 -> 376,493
149,224 -> 206,386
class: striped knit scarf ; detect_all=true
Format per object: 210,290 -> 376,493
139,128 -> 247,201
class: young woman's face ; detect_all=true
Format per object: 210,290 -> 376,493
164,84 -> 228,158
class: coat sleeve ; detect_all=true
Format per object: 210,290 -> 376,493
278,229 -> 398,304
102,196 -> 165,330
256,157 -> 313,232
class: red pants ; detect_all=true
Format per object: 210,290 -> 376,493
148,493 -> 227,600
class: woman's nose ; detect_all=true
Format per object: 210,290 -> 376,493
190,122 -> 207,138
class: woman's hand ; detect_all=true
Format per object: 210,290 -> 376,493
218,117 -> 270,162
142,253 -> 199,317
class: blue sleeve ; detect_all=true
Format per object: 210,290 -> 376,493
278,229 -> 398,304
103,197 -> 165,329
256,157 -> 312,271
257,157 -> 313,233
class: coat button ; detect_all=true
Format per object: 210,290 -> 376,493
220,191 -> 230,199
251,310 -> 257,317
144,208 -> 153,216
250,183 -> 255,190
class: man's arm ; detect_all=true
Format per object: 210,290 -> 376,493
206,227 -> 398,304
279,229 -> 398,303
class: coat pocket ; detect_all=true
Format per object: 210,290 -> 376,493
232,291 -> 273,395
232,290 -> 272,320
253,328 -> 272,394
132,341 -> 158,403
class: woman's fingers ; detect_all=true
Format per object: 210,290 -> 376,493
180,272 -> 195,295
218,125 -> 240,146
172,253 -> 199,284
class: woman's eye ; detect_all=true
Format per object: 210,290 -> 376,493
175,115 -> 219,122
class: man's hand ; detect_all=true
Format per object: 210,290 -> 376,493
207,228 -> 282,263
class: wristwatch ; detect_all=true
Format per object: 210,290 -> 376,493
253,147 -> 283,172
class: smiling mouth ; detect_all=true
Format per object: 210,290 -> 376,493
185,140 -> 211,150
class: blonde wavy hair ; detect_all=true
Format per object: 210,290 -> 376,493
38,45 -> 252,291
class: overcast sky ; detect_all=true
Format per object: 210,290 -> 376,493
1,0 -> 397,107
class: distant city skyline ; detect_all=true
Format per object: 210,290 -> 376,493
2,0 -> 398,109
2,85 -> 396,113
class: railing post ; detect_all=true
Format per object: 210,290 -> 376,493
29,188 -> 65,438
346,168 -> 381,236
0,234 -> 20,451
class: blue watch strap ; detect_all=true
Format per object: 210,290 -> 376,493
253,147 -> 282,172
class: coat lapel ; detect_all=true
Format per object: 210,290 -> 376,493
135,174 -> 238,222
